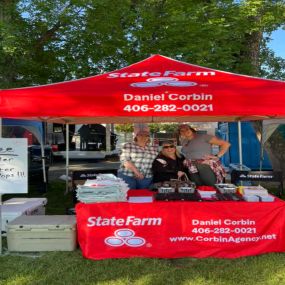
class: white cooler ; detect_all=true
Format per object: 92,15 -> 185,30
4,197 -> 47,208
7,215 -> 77,252
1,198 -> 47,232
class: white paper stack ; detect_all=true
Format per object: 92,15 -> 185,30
260,196 -> 275,202
243,195 -> 260,202
93,173 -> 118,181
242,186 -> 274,202
197,189 -> 216,199
243,186 -> 268,197
76,175 -> 129,203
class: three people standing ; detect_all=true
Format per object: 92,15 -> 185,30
119,123 -> 231,189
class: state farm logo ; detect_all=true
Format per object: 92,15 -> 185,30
130,77 -> 197,88
104,229 -> 146,247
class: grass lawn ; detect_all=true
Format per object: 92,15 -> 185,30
1,181 -> 285,285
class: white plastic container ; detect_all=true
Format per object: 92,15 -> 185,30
1,198 -> 47,232
7,215 -> 77,252
243,195 -> 260,202
4,197 -> 47,207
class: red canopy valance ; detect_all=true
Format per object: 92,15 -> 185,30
1,54 -> 285,123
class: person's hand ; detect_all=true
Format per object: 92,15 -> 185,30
177,171 -> 185,178
203,154 -> 219,161
134,171 -> 144,180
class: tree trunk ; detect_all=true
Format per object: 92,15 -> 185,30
240,12 -> 285,180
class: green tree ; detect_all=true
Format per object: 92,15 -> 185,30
115,124 -> 133,134
2,0 -> 285,86
1,0 -> 285,174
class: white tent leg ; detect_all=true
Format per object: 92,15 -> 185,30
238,121 -> 243,170
40,140 -> 47,183
259,122 -> 264,172
65,123 -> 69,194
106,124 -> 111,152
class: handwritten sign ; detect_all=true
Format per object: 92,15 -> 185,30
0,138 -> 28,194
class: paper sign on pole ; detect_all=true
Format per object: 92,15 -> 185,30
0,138 -> 28,194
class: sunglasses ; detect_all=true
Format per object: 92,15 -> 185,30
163,145 -> 175,149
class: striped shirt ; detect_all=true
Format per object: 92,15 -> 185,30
119,142 -> 159,178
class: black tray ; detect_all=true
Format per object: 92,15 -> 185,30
155,192 -> 201,201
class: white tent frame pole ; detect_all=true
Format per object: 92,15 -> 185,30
40,138 -> 47,184
106,124 -> 111,152
65,123 -> 69,194
39,120 -> 47,185
259,122 -> 264,172
238,121 -> 243,169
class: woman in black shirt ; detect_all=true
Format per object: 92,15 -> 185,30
152,140 -> 188,183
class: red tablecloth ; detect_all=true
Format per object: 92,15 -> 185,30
76,199 -> 285,260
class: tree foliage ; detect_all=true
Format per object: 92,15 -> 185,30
1,0 -> 285,89
115,123 -> 179,134
1,0 -> 285,172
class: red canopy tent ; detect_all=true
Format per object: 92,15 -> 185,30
1,54 -> 285,187
1,55 -> 285,256
1,54 -> 285,124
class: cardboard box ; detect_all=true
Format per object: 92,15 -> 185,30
7,215 -> 77,252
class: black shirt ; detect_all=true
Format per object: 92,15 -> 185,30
152,153 -> 187,183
